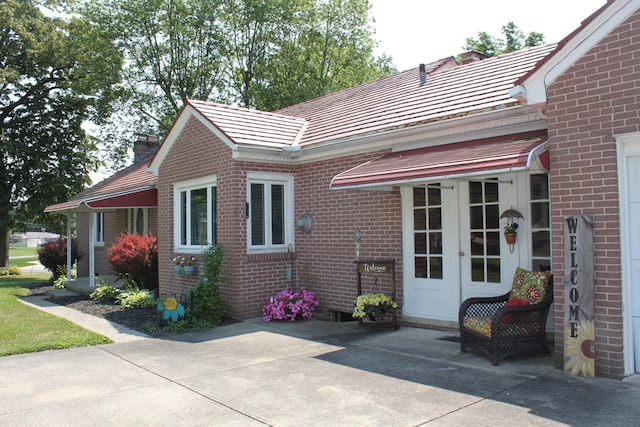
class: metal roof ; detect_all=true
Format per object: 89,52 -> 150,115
184,44 -> 556,151
187,100 -> 308,149
275,44 -> 556,147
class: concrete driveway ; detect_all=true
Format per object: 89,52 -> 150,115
3,303 -> 640,426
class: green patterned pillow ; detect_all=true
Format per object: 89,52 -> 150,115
510,267 -> 550,304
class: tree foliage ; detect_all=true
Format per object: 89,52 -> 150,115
464,22 -> 545,57
0,0 -> 122,266
77,0 -> 394,168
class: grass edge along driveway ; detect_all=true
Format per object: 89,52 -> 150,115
0,274 -> 112,357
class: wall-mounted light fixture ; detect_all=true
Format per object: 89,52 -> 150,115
296,213 -> 315,233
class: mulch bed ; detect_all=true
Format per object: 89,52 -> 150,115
25,283 -> 239,337
25,284 -> 239,337
27,284 -> 159,333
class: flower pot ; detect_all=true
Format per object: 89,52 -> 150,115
368,312 -> 385,322
183,265 -> 195,276
173,265 -> 181,274
504,232 -> 517,245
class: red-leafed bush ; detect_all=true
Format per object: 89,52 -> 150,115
38,238 -> 83,277
108,233 -> 158,290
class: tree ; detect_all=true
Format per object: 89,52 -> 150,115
254,0 -> 395,111
0,0 -> 121,267
464,22 -> 545,57
78,0 -> 394,168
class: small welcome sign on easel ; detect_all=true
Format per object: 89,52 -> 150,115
563,215 -> 595,378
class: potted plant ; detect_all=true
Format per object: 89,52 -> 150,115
503,220 -> 519,244
353,293 -> 398,322
173,256 -> 196,275
263,287 -> 319,321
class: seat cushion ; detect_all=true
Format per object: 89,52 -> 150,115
463,315 -> 492,337
510,267 -> 550,304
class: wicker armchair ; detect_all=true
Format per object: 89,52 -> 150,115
458,268 -> 553,365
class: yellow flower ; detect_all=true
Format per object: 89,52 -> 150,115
353,293 -> 397,319
163,297 -> 178,311
564,319 -> 595,378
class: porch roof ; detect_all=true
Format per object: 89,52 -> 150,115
330,131 -> 548,190
44,158 -> 157,213
44,188 -> 157,213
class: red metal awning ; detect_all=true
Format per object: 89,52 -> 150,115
330,131 -> 548,190
45,188 -> 157,213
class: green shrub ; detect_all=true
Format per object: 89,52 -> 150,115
0,265 -> 21,276
190,244 -> 225,324
37,238 -> 82,277
89,283 -> 121,301
116,283 -> 155,309
53,275 -> 67,289
108,233 -> 158,290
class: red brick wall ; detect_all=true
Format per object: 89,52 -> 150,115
157,116 -> 404,319
293,154 -> 403,316
75,208 -> 158,279
546,9 -> 640,378
76,211 -> 122,276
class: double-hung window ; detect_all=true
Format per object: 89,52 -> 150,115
247,173 -> 293,253
174,176 -> 217,251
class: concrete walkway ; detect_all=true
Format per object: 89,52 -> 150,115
4,295 -> 640,426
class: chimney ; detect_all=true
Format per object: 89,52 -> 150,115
459,50 -> 491,65
134,134 -> 159,162
419,63 -> 427,86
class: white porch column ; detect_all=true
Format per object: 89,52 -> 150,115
66,212 -> 72,282
89,211 -> 95,289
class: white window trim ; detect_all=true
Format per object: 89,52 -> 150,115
93,211 -> 105,246
173,175 -> 217,253
247,172 -> 294,254
128,207 -> 149,235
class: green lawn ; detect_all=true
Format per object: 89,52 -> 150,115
8,246 -> 40,268
9,246 -> 39,258
0,274 -> 112,356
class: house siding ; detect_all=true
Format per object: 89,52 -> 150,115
157,115 -> 405,319
546,8 -> 640,378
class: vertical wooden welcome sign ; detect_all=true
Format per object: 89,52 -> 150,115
563,215 -> 595,378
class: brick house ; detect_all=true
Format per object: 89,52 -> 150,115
46,0 -> 640,379
149,44 -> 555,326
45,136 -> 159,289
511,0 -> 640,378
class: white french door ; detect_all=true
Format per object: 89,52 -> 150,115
401,182 -> 459,321
402,177 -> 518,322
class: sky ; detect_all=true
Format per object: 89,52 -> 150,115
368,0 -> 607,71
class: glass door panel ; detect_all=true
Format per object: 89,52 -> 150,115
468,180 -> 501,283
414,186 -> 443,279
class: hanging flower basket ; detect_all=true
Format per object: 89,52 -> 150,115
504,232 -> 517,245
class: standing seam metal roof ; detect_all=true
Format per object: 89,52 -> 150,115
187,44 -> 556,150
